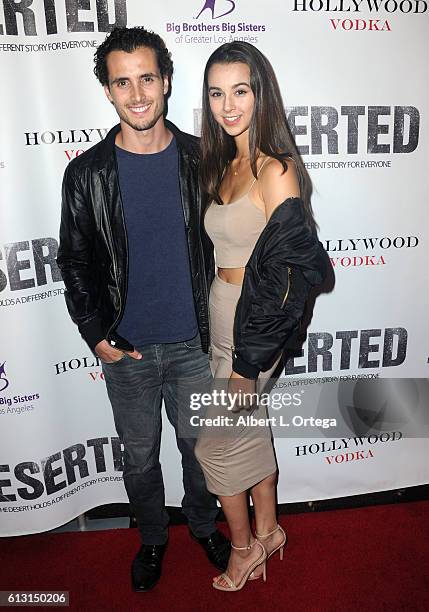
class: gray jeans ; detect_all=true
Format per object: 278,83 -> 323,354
102,334 -> 219,545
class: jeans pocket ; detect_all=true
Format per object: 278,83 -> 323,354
101,352 -> 127,365
183,333 -> 201,350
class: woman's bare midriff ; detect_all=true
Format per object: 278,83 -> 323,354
218,267 -> 245,286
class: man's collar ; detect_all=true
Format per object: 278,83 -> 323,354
94,119 -> 197,168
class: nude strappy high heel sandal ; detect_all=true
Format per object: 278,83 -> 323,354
248,524 -> 287,581
256,524 -> 287,560
212,539 -> 267,592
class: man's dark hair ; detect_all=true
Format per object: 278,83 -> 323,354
94,26 -> 174,88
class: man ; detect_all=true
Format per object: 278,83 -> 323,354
57,26 -> 229,592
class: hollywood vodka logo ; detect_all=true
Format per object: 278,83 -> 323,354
195,0 -> 236,19
0,362 -> 9,392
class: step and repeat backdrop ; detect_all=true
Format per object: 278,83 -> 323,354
1,1 -> 428,536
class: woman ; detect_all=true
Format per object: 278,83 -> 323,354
195,42 -> 326,591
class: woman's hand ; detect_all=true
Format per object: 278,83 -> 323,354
228,371 -> 257,410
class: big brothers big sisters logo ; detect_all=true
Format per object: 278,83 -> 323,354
167,0 -> 267,45
195,0 -> 236,19
0,362 -> 9,392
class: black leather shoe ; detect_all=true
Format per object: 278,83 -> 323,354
192,529 -> 231,571
131,543 -> 167,592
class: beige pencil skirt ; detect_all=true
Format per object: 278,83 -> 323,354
194,274 -> 279,496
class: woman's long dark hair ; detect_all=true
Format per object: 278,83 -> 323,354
200,41 -> 315,226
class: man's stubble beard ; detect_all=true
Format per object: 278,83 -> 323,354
117,101 -> 165,133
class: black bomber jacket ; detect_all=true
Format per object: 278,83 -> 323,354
231,197 -> 328,379
57,121 -> 214,354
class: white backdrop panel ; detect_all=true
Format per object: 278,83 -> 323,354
0,0 -> 428,536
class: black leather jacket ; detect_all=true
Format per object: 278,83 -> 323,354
231,197 -> 328,379
57,121 -> 213,353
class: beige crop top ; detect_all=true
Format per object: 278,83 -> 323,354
204,162 -> 268,268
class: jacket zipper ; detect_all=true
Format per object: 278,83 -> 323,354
281,267 -> 292,309
99,172 -> 126,341
179,154 -> 212,360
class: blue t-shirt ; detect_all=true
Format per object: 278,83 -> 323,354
115,138 -> 198,346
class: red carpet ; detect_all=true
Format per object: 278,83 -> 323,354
1,501 -> 428,612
